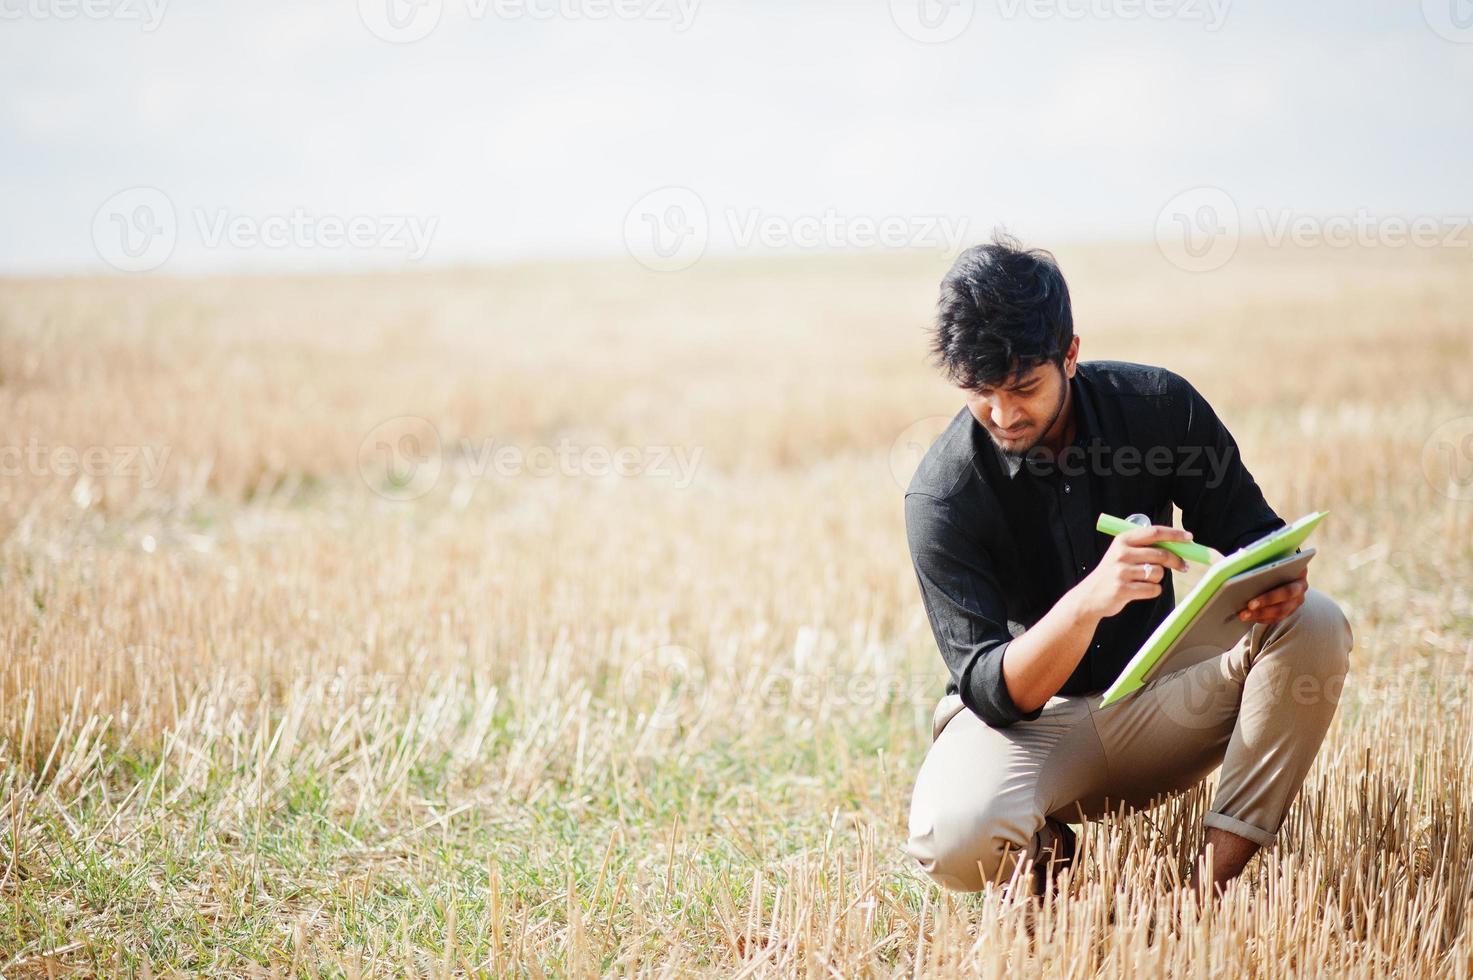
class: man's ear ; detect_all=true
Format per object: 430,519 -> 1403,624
1063,335 -> 1080,378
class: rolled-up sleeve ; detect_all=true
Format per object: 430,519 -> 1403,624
1169,376 -> 1285,553
905,492 -> 1042,729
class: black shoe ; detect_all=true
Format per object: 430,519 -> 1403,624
1029,818 -> 1077,898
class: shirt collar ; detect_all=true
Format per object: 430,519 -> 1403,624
980,367 -> 1099,482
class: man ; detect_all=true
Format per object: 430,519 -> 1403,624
902,234 -> 1353,897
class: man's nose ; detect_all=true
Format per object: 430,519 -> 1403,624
991,399 -> 1023,430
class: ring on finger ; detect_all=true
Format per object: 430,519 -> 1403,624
1139,563 -> 1155,582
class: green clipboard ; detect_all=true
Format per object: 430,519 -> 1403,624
1098,511 -> 1329,707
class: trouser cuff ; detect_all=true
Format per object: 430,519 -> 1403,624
1204,811 -> 1278,848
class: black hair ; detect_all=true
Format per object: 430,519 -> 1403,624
928,231 -> 1074,390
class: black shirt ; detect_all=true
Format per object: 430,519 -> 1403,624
904,360 -> 1285,729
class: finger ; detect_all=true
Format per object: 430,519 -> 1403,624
1119,547 -> 1190,572
1245,587 -> 1291,610
1121,566 -> 1164,585
1240,609 -> 1294,626
1120,547 -> 1178,565
1121,525 -> 1195,547
1127,563 -> 1162,584
1245,579 -> 1308,612
1239,592 -> 1300,618
1238,598 -> 1303,623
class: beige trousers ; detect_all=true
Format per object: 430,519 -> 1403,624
905,588 -> 1353,892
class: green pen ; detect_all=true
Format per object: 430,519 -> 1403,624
1096,513 -> 1217,565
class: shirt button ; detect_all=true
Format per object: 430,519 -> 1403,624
1063,482 -> 1072,494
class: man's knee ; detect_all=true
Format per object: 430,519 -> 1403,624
1263,588 -> 1353,702
906,794 -> 1040,892
1288,589 -> 1352,667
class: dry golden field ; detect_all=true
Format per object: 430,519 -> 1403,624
0,241 -> 1471,976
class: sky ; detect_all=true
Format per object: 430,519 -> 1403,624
1,0 -> 1470,274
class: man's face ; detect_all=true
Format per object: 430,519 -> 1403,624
963,340 -> 1078,456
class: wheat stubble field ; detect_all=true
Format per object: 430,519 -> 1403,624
0,241 -> 1470,976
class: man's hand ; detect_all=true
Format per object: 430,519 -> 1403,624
1076,524 -> 1193,619
1001,523 -> 1195,715
1238,569 -> 1308,625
